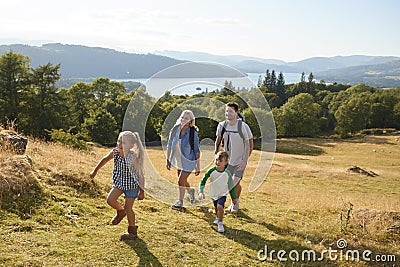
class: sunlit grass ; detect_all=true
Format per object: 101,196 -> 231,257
0,134 -> 399,266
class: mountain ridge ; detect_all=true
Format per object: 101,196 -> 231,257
1,43 -> 399,87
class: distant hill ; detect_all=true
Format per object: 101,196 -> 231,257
155,50 -> 400,87
315,60 -> 400,88
0,43 -> 185,79
1,43 -> 399,88
291,55 -> 400,72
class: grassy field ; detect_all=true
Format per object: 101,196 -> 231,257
0,134 -> 399,266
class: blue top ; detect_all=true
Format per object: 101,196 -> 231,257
167,125 -> 200,172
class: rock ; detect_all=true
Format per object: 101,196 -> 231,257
0,133 -> 28,154
347,166 -> 378,177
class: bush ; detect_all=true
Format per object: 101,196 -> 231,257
48,129 -> 88,150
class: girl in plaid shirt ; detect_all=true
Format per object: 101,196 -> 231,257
90,131 -> 144,240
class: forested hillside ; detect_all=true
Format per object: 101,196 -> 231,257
315,60 -> 400,88
1,51 -> 400,148
0,43 -> 185,79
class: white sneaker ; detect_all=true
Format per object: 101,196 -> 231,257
225,203 -> 233,213
217,222 -> 225,233
171,199 -> 183,209
213,218 -> 219,225
231,199 -> 240,213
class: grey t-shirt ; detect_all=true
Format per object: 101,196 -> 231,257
216,120 -> 253,166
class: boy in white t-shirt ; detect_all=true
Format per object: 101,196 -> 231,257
198,151 -> 237,233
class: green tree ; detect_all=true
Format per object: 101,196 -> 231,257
60,82 -> 94,130
0,51 -> 30,125
84,109 -> 118,145
334,96 -> 371,136
262,69 -> 271,90
307,72 -> 316,96
25,63 -> 61,137
276,71 -> 286,101
273,93 -> 321,137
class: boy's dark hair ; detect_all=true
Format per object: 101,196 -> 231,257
216,151 -> 229,164
226,102 -> 239,112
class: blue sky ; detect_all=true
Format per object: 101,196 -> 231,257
1,0 -> 399,62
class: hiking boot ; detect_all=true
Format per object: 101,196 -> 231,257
171,199 -> 183,210
213,218 -> 219,225
231,199 -> 240,213
217,222 -> 225,233
111,209 -> 126,225
120,225 -> 138,240
188,188 -> 196,204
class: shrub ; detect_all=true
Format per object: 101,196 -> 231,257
48,129 -> 88,150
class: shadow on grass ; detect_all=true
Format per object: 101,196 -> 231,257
197,207 -> 338,266
260,222 -> 400,266
122,237 -> 163,267
48,173 -> 103,197
275,139 -> 326,156
1,178 -> 46,219
340,135 -> 396,145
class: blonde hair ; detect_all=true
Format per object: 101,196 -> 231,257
119,131 -> 144,179
175,110 -> 196,127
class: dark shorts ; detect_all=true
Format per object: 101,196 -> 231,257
213,196 -> 227,208
227,164 -> 245,179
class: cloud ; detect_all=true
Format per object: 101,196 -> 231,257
191,17 -> 242,25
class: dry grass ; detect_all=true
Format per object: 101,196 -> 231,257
0,134 -> 399,266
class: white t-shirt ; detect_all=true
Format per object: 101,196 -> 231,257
216,120 -> 253,166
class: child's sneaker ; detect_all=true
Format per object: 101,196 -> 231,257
213,218 -> 219,225
217,222 -> 225,233
231,199 -> 240,213
188,188 -> 196,204
225,203 -> 233,213
171,199 -> 183,210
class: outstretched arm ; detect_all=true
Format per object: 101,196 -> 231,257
89,150 -> 113,179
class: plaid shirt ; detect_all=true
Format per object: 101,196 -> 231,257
112,148 -> 139,190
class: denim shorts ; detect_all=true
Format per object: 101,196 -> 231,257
123,187 -> 140,199
213,195 -> 227,208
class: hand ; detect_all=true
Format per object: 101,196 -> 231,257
237,160 -> 247,172
89,170 -> 96,179
195,168 -> 200,176
166,160 -> 171,170
198,193 -> 204,200
138,190 -> 145,200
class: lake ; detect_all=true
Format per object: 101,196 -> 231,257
115,72 -> 303,97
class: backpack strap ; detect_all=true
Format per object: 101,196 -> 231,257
215,121 -> 228,153
216,120 -> 246,153
189,126 -> 195,151
172,124 -> 196,152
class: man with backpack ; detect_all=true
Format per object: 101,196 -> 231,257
215,102 -> 253,213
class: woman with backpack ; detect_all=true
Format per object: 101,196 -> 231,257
166,110 -> 201,209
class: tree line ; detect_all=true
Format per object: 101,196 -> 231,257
1,51 -> 400,149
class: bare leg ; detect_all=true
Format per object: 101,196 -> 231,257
234,176 -> 242,198
216,204 -> 224,222
107,187 -> 124,211
124,197 -> 136,226
177,170 -> 191,201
